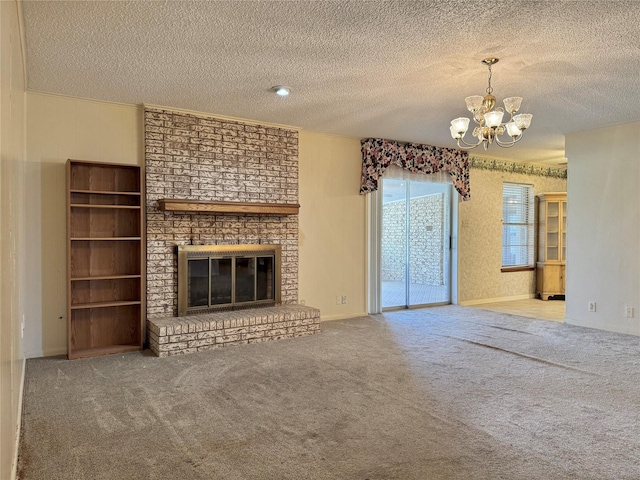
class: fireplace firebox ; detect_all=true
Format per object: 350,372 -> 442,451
177,245 -> 281,316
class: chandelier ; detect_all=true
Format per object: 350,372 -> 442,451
450,58 -> 532,150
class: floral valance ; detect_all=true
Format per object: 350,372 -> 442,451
359,138 -> 470,200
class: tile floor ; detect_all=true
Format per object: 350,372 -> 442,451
382,281 -> 449,308
471,297 -> 565,322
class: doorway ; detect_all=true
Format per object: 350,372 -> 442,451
380,177 -> 452,309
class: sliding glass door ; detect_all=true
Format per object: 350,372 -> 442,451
381,177 -> 451,309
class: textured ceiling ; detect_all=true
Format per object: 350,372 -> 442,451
21,0 -> 640,165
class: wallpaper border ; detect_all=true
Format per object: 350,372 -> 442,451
470,156 -> 567,179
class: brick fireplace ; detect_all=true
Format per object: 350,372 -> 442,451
144,106 -> 319,356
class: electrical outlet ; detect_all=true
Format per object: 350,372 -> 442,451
625,306 -> 634,318
341,295 -> 347,304
336,295 -> 341,305
588,302 -> 596,313
299,299 -> 306,306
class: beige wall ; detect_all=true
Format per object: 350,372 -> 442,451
298,132 -> 367,320
25,95 -> 368,357
25,93 -> 141,357
24,93 -> 571,353
1,1 -> 27,478
458,167 -> 567,304
566,121 -> 640,335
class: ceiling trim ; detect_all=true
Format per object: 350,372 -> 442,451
27,89 -> 142,109
144,103 -> 303,132
16,0 -> 28,86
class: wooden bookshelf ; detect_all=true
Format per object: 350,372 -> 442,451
67,160 -> 145,359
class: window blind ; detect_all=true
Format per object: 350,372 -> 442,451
502,182 -> 534,267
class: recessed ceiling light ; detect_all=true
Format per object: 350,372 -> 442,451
271,85 -> 291,96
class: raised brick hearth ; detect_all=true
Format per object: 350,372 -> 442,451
147,305 -> 320,357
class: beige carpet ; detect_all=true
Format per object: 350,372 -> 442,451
18,306 -> 640,479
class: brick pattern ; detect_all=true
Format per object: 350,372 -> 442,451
381,200 -> 407,282
382,194 -> 445,284
147,305 -> 321,357
144,107 -> 299,318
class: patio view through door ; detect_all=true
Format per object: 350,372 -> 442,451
381,177 -> 451,309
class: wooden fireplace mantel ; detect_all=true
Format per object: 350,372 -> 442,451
157,198 -> 300,215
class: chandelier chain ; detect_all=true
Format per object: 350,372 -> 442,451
486,64 -> 493,95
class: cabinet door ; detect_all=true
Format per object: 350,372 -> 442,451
546,201 -> 559,261
543,264 -> 563,293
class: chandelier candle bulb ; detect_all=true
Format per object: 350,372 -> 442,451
449,58 -> 533,150
513,113 -> 533,130
451,117 -> 470,135
484,110 -> 504,128
449,126 -> 462,139
465,95 -> 484,112
506,122 -> 522,138
503,97 -> 523,114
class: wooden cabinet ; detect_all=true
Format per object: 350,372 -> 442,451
536,192 -> 567,300
67,160 -> 144,359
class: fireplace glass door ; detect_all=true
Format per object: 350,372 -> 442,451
211,258 -> 232,305
178,245 -> 281,316
256,256 -> 274,301
185,254 -> 275,311
188,258 -> 211,307
235,257 -> 256,303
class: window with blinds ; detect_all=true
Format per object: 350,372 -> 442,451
502,182 -> 534,268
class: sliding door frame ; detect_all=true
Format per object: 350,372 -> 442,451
366,183 -> 459,314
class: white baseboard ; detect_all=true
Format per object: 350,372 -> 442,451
25,347 -> 67,359
459,294 -> 535,306
24,349 -> 42,359
11,357 -> 26,480
320,312 -> 368,322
